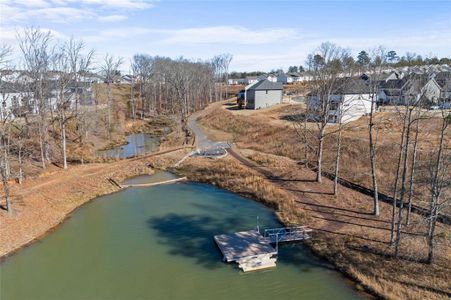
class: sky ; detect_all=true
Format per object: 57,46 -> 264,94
1,0 -> 451,72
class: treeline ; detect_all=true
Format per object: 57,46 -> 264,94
284,51 -> 451,74
0,28 -> 233,214
129,53 -> 232,121
229,71 -> 266,79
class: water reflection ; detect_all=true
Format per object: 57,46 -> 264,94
97,133 -> 160,159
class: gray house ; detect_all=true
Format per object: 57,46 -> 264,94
244,79 -> 283,109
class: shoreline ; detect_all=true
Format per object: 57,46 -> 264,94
0,146 -> 189,261
1,161 -> 375,299
2,140 -> 449,299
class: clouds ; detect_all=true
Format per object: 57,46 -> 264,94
1,0 -> 450,72
0,0 -> 154,23
98,15 -> 128,22
87,25 -> 298,46
161,26 -> 298,45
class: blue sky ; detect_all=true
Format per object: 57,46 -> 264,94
1,0 -> 450,72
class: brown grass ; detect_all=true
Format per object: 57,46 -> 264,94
176,151 -> 451,300
198,102 -> 450,214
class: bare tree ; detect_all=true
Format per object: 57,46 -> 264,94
17,27 -> 53,169
100,54 -> 123,140
405,116 -> 420,225
392,75 -> 429,256
424,106 -> 450,263
0,44 -> 13,212
306,42 -> 349,183
366,47 -> 388,215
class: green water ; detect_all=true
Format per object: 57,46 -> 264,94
97,133 -> 160,159
0,175 -> 365,300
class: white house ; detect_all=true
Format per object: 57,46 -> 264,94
266,74 -> 278,82
276,73 -> 293,84
308,78 -> 373,123
245,76 -> 259,85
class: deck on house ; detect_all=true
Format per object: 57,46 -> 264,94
214,227 -> 311,272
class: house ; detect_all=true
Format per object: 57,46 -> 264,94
421,77 -> 442,102
432,72 -> 451,100
243,79 -> 283,109
378,76 -> 414,105
121,74 -> 134,84
307,78 -> 373,123
276,73 -> 294,84
266,74 -> 278,82
228,78 -> 240,85
245,76 -> 259,85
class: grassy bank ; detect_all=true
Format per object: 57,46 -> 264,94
0,148 -> 189,260
174,154 -> 450,300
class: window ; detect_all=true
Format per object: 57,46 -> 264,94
266,90 -> 268,94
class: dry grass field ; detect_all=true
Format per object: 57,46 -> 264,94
175,152 -> 450,300
198,101 -> 450,214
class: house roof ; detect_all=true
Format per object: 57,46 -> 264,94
380,77 -> 409,89
332,77 -> 371,94
247,79 -> 283,90
432,72 -> 451,89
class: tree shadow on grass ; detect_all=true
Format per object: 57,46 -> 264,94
302,206 -> 392,224
296,201 -> 373,216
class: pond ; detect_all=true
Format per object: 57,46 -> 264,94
97,133 -> 161,159
0,173 -> 367,300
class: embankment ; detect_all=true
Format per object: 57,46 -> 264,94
0,148 -> 188,260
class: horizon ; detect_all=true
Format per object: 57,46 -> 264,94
1,0 -> 451,72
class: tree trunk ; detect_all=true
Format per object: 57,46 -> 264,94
107,82 -> 112,140
303,115 -> 308,164
394,108 -> 412,257
18,144 -> 23,184
426,198 -> 437,264
61,116 -> 68,169
130,79 -> 135,119
406,119 -> 419,225
368,97 -> 379,216
390,112 -> 407,244
316,126 -> 325,183
426,114 -> 447,264
333,122 -> 343,195
1,149 -> 11,213
39,125 -> 46,170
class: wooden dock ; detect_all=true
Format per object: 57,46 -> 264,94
121,177 -> 187,188
214,227 -> 312,272
214,230 -> 277,272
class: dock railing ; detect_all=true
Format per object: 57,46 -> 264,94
263,226 -> 312,244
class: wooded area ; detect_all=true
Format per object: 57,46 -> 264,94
0,28 -> 233,214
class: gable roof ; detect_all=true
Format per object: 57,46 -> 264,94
333,78 -> 371,94
432,72 -> 451,89
248,79 -> 283,90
